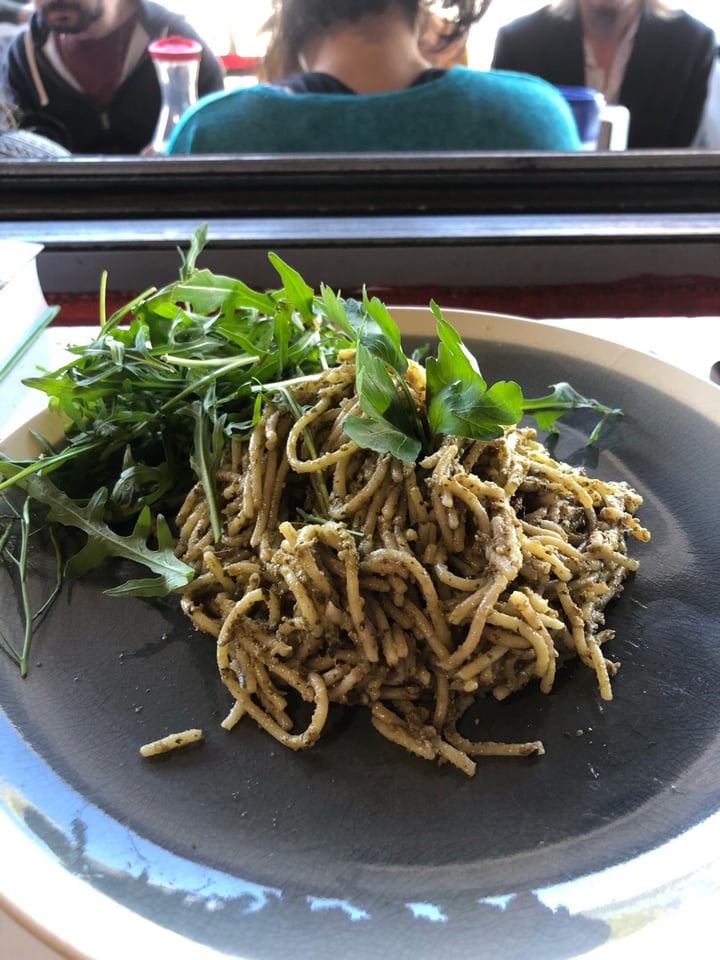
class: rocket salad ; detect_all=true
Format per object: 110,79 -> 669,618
0,225 -> 621,675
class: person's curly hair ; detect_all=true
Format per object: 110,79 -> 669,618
260,0 -> 493,82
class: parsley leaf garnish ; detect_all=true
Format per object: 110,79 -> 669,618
343,342 -> 423,461
426,302 -> 524,443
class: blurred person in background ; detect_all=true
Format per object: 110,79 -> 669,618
0,1 -> 67,156
0,0 -> 224,153
259,2 -> 471,80
0,1 -> 30,63
166,0 -> 581,155
1,0 -> 31,25
491,0 -> 716,148
693,52 -> 720,147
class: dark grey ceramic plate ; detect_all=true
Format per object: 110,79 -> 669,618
1,311 -> 719,959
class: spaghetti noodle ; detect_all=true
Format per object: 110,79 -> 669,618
175,355 -> 649,776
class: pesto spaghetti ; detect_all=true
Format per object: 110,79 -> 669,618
0,230 -> 648,775
175,354 -> 649,777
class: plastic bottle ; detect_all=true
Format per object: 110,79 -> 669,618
148,35 -> 203,154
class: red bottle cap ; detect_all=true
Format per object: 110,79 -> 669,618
220,54 -> 261,72
148,36 -> 202,61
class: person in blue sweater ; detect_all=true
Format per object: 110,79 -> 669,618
166,0 -> 581,155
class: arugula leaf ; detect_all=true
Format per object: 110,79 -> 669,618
273,301 -> 292,378
183,397 -> 226,541
110,447 -> 175,511
1,463 -> 193,596
101,513 -> 190,598
0,495 -> 63,677
269,251 -> 316,323
161,270 -> 277,318
316,283 -> 356,341
522,382 -> 622,445
178,222 -> 207,279
0,441 -> 97,493
522,382 -> 622,430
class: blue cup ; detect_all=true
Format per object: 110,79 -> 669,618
556,85 -> 605,149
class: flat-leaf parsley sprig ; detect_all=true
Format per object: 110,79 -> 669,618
337,297 -> 620,461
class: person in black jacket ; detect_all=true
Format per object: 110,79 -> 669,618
491,0 -> 717,149
0,0 -> 224,154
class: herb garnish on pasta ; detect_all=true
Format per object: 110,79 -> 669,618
0,227 -> 648,773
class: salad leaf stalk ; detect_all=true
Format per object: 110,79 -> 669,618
0,495 -> 63,676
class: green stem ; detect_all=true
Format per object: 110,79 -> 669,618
0,439 -> 105,493
32,525 -> 63,622
99,270 -> 107,329
279,388 -> 331,516
18,499 -> 33,677
0,509 -> 20,664
98,284 -> 158,338
522,399 -> 621,417
254,370 -> 325,394
0,519 -> 13,554
160,355 -> 263,412
162,353 -> 259,369
397,371 -> 432,453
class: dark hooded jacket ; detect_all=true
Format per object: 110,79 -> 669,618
1,0 -> 224,154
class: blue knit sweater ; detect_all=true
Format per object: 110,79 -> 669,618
167,66 -> 581,154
